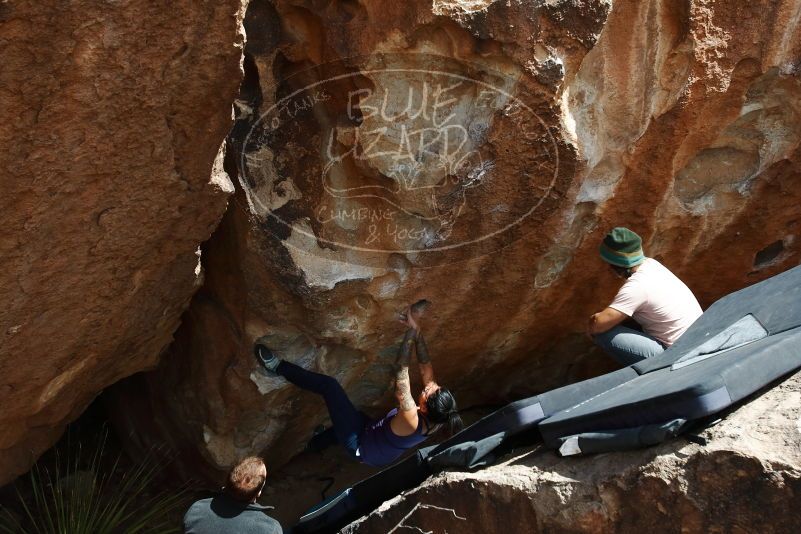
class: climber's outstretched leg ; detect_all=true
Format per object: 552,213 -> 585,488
254,344 -> 365,458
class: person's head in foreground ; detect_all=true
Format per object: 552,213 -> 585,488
599,227 -> 645,278
224,456 -> 267,503
183,455 -> 282,534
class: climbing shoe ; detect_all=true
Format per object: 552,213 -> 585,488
254,342 -> 281,377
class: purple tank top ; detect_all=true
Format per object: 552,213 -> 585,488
358,408 -> 428,467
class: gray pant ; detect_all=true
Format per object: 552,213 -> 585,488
592,325 -> 666,366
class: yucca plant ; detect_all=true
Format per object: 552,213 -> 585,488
0,431 -> 187,534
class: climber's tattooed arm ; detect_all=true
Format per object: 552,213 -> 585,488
415,333 -> 431,364
415,332 -> 436,386
395,367 -> 416,412
394,328 -> 418,412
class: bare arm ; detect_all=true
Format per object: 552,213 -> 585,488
588,307 -> 628,335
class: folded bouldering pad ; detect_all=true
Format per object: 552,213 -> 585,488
540,265 -> 801,454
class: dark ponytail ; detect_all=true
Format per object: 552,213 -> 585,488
446,410 -> 464,437
425,388 -> 464,437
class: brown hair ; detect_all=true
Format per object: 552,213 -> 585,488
225,456 -> 267,502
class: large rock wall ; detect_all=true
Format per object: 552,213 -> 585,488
112,0 -> 801,481
0,1 -> 247,485
345,371 -> 801,533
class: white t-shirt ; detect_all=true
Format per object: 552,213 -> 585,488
608,258 -> 703,346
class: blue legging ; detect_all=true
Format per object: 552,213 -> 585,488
592,325 -> 666,366
276,361 -> 366,457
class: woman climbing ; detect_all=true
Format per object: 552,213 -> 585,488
253,300 -> 463,467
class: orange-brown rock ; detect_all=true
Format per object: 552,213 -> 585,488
0,1 -> 247,484
109,0 -> 801,486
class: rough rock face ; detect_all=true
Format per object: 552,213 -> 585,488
110,0 -> 801,481
0,1 -> 247,484
345,371 -> 801,533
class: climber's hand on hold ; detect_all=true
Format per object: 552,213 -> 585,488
399,305 -> 420,331
402,299 -> 430,330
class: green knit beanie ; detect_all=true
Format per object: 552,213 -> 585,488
599,227 -> 645,268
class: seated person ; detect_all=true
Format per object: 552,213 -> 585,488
253,300 -> 463,467
183,456 -> 282,534
588,227 -> 703,365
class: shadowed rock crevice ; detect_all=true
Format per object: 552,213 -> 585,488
754,239 -> 786,268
